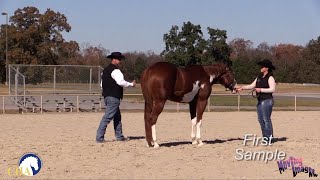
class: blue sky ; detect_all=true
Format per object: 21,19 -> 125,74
1,0 -> 320,54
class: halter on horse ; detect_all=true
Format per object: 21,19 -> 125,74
141,62 -> 237,148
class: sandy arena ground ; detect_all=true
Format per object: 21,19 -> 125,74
0,111 -> 319,179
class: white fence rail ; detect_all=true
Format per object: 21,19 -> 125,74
1,93 -> 319,114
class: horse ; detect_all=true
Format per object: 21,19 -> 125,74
19,156 -> 39,176
140,61 -> 237,148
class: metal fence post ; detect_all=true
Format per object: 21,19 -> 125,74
295,95 -> 297,111
89,68 -> 92,93
8,65 -> 11,95
2,96 -> 5,114
237,94 -> 240,112
98,67 -> 101,90
77,96 -> 79,113
53,67 -> 56,94
40,96 -> 43,114
207,96 -> 211,112
15,72 -> 18,104
23,77 -> 26,107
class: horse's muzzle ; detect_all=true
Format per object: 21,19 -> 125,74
228,80 -> 237,93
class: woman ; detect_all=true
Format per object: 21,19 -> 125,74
236,59 -> 276,141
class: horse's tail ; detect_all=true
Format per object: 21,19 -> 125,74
141,68 -> 154,146
140,68 -> 152,103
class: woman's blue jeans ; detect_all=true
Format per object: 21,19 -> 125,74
257,98 -> 274,138
96,96 -> 124,142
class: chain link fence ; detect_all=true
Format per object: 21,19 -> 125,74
9,64 -> 103,95
8,65 -> 26,107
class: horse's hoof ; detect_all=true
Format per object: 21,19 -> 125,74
146,142 -> 153,147
197,141 -> 204,146
153,141 -> 160,148
153,144 -> 160,148
192,138 -> 198,145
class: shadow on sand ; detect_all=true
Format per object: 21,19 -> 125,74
272,137 -> 288,143
127,136 -> 145,140
131,136 -> 288,146
161,137 -> 244,147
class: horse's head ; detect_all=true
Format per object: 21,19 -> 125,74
29,157 -> 39,170
218,66 -> 237,93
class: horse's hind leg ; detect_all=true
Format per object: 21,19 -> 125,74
144,100 -> 153,147
148,100 -> 165,148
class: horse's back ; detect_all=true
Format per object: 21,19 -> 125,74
141,62 -> 178,99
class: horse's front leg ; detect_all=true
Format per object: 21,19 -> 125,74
195,99 -> 208,146
151,124 -> 159,148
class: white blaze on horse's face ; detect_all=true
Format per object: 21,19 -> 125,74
210,74 -> 216,83
181,80 -> 200,103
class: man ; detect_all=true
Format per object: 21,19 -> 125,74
96,52 -> 136,143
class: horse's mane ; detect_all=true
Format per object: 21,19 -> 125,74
202,63 -> 229,75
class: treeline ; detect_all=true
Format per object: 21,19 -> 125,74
0,7 -> 319,84
230,38 -> 320,84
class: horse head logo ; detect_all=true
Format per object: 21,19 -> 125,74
19,153 -> 42,176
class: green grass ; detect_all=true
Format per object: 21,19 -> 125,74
209,95 -> 320,107
1,83 -> 319,108
122,93 -> 320,108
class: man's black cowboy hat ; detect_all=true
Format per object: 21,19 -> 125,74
107,52 -> 125,60
257,59 -> 276,70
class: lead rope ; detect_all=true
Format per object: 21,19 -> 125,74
248,89 -> 260,98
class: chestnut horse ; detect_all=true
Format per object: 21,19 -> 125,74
140,62 -> 237,147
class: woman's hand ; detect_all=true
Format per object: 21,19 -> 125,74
235,86 -> 243,92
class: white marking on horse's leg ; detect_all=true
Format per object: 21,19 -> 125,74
191,118 -> 197,145
151,125 -> 159,148
200,84 -> 205,89
196,120 -> 204,146
210,75 -> 216,83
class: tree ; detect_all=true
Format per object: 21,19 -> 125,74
303,36 -> 320,66
229,38 -> 253,61
271,44 -> 303,82
204,27 -> 232,65
161,21 -> 206,67
161,21 -> 232,67
0,6 -> 79,83
80,43 -> 109,66
297,36 -> 320,83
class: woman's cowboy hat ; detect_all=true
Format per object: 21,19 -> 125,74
107,52 -> 126,60
257,59 -> 276,70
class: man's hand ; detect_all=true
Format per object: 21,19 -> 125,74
132,80 -> 136,87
